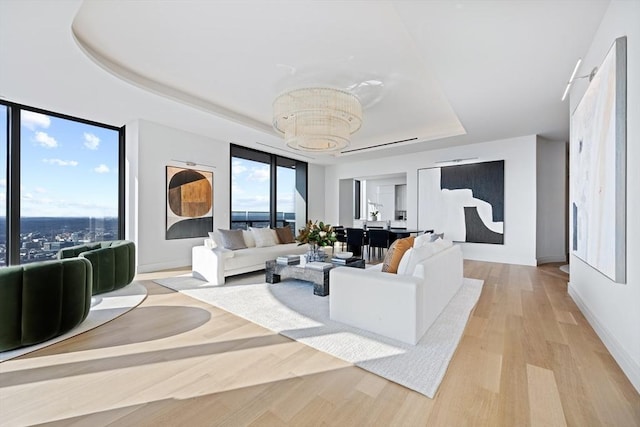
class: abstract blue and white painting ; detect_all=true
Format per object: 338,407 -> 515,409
570,36 -> 626,283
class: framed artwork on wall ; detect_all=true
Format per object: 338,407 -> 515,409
166,166 -> 214,240
570,36 -> 626,283
418,160 -> 504,244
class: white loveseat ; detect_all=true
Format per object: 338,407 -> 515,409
192,229 -> 309,285
329,242 -> 463,345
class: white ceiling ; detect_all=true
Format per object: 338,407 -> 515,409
1,0 -> 610,165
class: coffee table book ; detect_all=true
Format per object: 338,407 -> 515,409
331,256 -> 361,264
276,255 -> 301,265
305,262 -> 333,271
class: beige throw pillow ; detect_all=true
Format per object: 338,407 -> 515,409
381,236 -> 415,274
250,227 -> 278,247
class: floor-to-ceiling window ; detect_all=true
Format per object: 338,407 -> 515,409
1,101 -> 124,266
230,145 -> 307,232
1,105 -> 7,266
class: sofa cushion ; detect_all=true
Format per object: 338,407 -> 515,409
208,231 -> 223,248
242,230 -> 256,247
223,243 -> 304,271
275,226 -> 295,244
397,239 -> 453,275
218,229 -> 247,250
381,236 -> 415,274
250,227 -> 278,247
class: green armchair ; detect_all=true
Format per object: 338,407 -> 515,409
57,240 -> 135,295
0,258 -> 92,352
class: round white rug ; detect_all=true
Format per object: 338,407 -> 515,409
0,281 -> 147,362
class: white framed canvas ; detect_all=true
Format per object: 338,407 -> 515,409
418,160 -> 504,244
570,36 -> 626,283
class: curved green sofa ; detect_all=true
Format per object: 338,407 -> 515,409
0,257 -> 92,352
57,240 -> 136,295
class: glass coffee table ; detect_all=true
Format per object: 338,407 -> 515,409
265,258 -> 365,296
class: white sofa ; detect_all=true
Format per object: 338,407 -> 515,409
329,244 -> 463,345
192,242 -> 309,285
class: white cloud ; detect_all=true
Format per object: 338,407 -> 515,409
19,195 -> 118,217
0,178 -> 6,188
248,166 -> 270,182
43,158 -> 78,167
94,164 -> 110,174
35,131 -> 58,148
83,132 -> 100,150
21,111 -> 51,130
232,159 -> 248,176
35,187 -> 47,194
233,195 -> 270,211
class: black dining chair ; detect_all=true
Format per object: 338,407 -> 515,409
367,229 -> 390,260
334,226 -> 347,251
345,228 -> 366,258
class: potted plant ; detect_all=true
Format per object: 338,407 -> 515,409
370,210 -> 379,221
296,220 -> 337,261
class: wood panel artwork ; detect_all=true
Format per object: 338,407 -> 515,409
166,166 -> 213,239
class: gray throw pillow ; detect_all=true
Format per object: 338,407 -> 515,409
430,232 -> 444,242
218,229 -> 247,250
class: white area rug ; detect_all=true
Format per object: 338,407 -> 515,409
154,274 -> 483,398
0,282 -> 147,362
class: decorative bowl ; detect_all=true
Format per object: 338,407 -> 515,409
335,251 -> 353,259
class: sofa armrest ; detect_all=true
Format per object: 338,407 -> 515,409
329,267 -> 423,344
192,246 -> 231,285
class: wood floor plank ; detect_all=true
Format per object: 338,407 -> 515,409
0,263 -> 638,426
526,364 -> 568,427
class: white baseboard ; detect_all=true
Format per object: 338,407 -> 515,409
137,258 -> 191,274
568,282 -> 640,394
536,255 -> 567,265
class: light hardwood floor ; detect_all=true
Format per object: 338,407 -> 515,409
1,261 -> 638,426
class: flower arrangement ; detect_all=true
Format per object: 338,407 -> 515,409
296,220 -> 337,247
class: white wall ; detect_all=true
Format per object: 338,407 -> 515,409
568,0 -> 640,393
536,137 -> 567,264
338,179 -> 355,226
126,120 -> 231,273
326,135 -> 539,266
307,163 -> 326,225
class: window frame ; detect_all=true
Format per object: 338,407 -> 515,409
1,100 -> 125,266
230,144 -> 307,231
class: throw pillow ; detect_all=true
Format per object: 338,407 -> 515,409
397,239 -> 453,275
217,229 -> 247,250
271,229 -> 281,244
208,231 -> 223,248
275,226 -> 296,244
242,230 -> 256,248
381,236 -> 415,274
430,232 -> 444,242
250,227 -> 278,247
413,232 -> 432,248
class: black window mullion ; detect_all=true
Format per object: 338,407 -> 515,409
7,107 -> 20,265
270,153 -> 277,228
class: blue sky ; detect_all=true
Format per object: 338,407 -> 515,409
0,108 -> 119,217
231,157 -> 296,213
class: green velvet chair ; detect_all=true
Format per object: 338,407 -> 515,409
57,240 -> 136,295
0,257 -> 92,352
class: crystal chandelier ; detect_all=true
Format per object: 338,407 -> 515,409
273,87 -> 363,152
